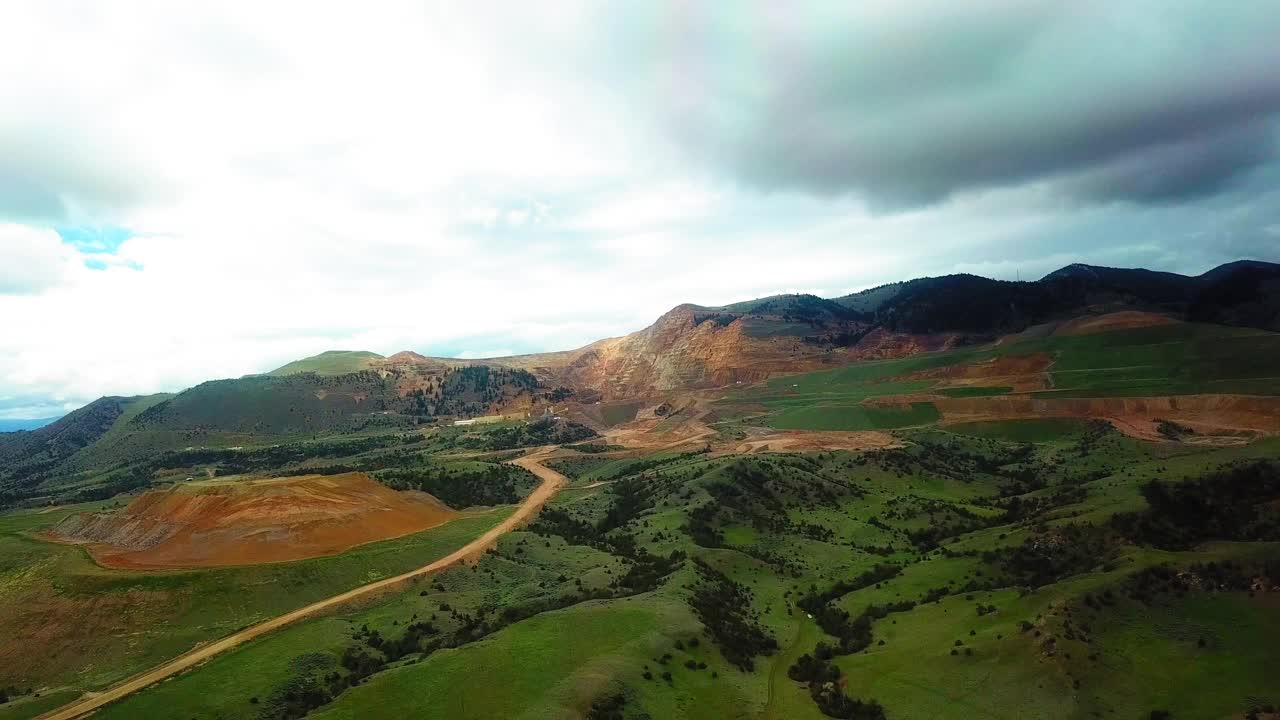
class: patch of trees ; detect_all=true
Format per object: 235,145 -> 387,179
546,386 -> 575,402
564,441 -> 624,454
617,548 -> 688,593
595,447 -> 710,483
1110,461 -> 1280,550
376,463 -> 537,508
1155,419 -> 1195,441
788,596 -> 908,720
799,564 -> 903,611
297,590 -> 628,717
983,524 -> 1117,587
788,572 -> 918,719
0,686 -> 32,705
800,597 -> 916,657
686,503 -> 724,548
1074,419 -> 1119,457
1001,486 -> 1086,522
460,418 -> 597,451
686,559 -> 777,671
690,458 -> 849,545
529,482 -> 685,595
788,642 -> 887,719
1123,560 -> 1267,604
587,693 -> 627,720
435,366 -> 539,416
531,506 -> 599,546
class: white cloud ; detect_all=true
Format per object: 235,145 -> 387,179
0,2 -> 1277,417
0,225 -> 80,294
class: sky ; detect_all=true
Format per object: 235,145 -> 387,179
3,1 -> 1280,419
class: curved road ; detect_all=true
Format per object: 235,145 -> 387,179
39,448 -> 568,720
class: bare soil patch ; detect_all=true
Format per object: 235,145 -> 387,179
1052,310 -> 1179,336
900,352 -> 1053,391
49,473 -> 457,570
935,394 -> 1280,443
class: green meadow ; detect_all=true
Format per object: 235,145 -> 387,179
75,427 -> 1280,720
724,322 -> 1280,432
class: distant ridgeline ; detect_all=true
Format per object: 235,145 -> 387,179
0,364 -> 550,508
828,260 -> 1280,335
3,259 -> 1277,507
131,365 -> 540,435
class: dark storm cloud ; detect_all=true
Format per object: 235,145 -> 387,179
1057,120 -> 1279,204
618,1 -> 1280,208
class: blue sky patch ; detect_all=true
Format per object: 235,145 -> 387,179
56,225 -> 134,254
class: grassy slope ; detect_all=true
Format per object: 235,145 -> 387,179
0,505 -> 510,691
267,351 -> 384,376
97,430 -> 1279,720
728,322 -> 1280,431
9,322 -> 1280,720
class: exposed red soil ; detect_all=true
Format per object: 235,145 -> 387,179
1052,310 -> 1179,336
39,452 -> 570,720
0,580 -> 181,689
901,353 -> 1053,391
933,393 -> 1280,442
848,327 -> 964,360
49,473 -> 457,570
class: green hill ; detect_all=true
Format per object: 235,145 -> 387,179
268,350 -> 385,376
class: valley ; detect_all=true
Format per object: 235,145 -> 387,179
1,261 -> 1278,720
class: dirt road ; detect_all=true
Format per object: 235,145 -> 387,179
39,448 -> 568,720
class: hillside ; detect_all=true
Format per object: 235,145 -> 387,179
5,259 -> 1277,511
0,396 -> 156,502
268,350 -> 385,376
50,472 -> 457,569
1,260 -> 1279,720
479,260 -> 1280,401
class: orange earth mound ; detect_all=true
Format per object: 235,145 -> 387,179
1052,310 -> 1179,336
901,352 -> 1054,391
50,473 -> 457,570
934,393 -> 1280,442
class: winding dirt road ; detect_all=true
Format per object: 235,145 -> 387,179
39,448 -> 568,720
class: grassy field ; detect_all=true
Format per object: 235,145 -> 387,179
770,401 -> 940,431
267,350 -> 384,376
0,503 -> 511,692
8,321 -> 1280,720
83,423 -> 1280,720
946,418 -> 1087,443
1025,323 -> 1280,397
723,322 -> 1280,432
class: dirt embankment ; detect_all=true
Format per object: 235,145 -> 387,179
936,394 -> 1280,440
50,473 -> 457,570
38,451 -> 570,720
902,353 -> 1054,391
848,327 -> 962,360
1051,310 -> 1180,336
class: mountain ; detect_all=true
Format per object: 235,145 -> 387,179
268,350 -> 385,376
832,260 -> 1280,335
502,259 -> 1280,399
0,397 -> 144,499
7,259 -> 1276,507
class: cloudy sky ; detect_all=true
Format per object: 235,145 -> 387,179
3,1 -> 1280,419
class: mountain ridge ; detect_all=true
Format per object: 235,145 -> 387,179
274,259 -> 1279,379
